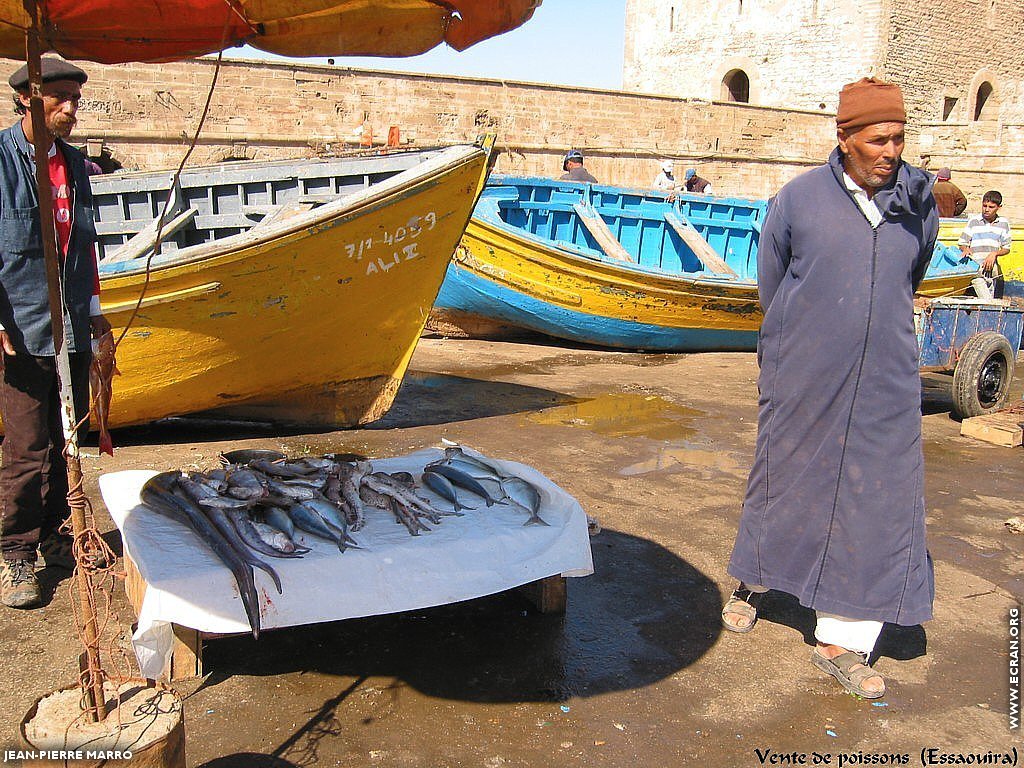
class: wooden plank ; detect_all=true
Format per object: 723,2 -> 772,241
664,210 -> 738,276
516,575 -> 567,615
104,207 -> 198,264
250,200 -> 316,231
572,202 -> 633,262
961,406 -> 1024,447
170,625 -> 204,680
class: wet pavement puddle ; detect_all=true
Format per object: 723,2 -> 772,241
620,445 -> 743,477
525,393 -> 704,440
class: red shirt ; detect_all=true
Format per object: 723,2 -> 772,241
49,147 -> 99,297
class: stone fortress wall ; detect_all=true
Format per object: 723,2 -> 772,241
1,55 -> 835,207
623,0 -> 1024,217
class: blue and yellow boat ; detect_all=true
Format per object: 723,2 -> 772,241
431,177 -> 977,352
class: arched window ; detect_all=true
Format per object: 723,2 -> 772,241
974,81 -> 994,120
722,69 -> 750,103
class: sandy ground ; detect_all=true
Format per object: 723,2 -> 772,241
0,336 -> 1021,767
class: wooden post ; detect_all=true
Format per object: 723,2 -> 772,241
23,3 -> 106,721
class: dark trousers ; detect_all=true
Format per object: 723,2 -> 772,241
1,351 -> 90,561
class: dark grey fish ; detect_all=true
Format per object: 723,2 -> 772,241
423,464 -> 502,506
226,508 -> 303,559
251,458 -> 318,478
422,470 -> 475,512
286,501 -> 359,552
141,472 -> 262,638
262,506 -> 296,538
178,476 -> 283,593
226,468 -> 269,500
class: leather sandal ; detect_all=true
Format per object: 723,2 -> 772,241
811,649 -> 885,699
721,583 -> 763,634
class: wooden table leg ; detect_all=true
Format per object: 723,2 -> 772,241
516,575 -> 567,615
169,624 -> 203,681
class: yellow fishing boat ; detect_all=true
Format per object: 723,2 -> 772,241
84,144 -> 490,428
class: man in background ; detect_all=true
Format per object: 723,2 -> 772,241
653,160 -> 677,191
683,168 -> 712,194
932,168 -> 967,218
559,149 -> 598,183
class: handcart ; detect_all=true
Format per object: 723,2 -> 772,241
917,297 -> 1024,418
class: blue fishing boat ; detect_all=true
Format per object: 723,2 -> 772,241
430,176 -> 976,352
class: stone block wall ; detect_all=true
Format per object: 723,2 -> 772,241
624,0 -> 887,111
0,56 -> 835,202
885,0 -> 1024,125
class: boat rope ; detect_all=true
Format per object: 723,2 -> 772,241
112,18 -> 231,355
55,9 -> 234,721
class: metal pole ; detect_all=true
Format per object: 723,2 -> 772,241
22,0 -> 106,722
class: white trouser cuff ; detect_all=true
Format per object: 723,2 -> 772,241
814,612 -> 883,655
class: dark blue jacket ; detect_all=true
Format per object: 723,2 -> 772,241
0,121 -> 97,356
729,148 -> 938,626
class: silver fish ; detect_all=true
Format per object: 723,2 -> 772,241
251,519 -> 307,555
422,470 -> 475,512
423,464 -> 502,506
443,447 -> 511,479
178,476 -> 284,592
141,473 -> 262,638
501,476 -> 550,527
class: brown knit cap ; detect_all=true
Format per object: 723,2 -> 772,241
836,77 -> 906,131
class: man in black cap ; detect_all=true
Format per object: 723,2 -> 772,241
559,149 -> 598,183
0,56 -> 110,608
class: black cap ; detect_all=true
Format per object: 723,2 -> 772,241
8,57 -> 88,91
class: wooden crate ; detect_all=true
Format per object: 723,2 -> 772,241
960,404 -> 1024,447
124,553 -> 566,682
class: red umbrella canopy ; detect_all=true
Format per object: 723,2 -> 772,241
0,0 -> 541,63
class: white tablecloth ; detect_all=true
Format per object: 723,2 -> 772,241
99,448 -> 594,679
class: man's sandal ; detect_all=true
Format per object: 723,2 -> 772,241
721,584 -> 763,634
811,650 -> 886,699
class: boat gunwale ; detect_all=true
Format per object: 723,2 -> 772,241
96,144 -> 485,281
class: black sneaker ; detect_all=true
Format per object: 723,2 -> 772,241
1,559 -> 41,608
38,533 -> 76,570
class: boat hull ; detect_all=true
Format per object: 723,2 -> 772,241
91,147 -> 487,429
433,179 -> 974,352
438,221 -> 762,352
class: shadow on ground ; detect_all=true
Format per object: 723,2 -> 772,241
369,372 -> 580,429
101,373 -> 578,448
197,755 -> 299,768
197,529 -> 721,705
752,590 -> 928,664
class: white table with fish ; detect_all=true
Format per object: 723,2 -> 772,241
100,446 -> 595,681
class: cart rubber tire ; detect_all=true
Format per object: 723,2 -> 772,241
951,331 -> 1015,419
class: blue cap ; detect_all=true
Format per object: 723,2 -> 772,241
563,149 -> 584,170
684,168 -> 696,180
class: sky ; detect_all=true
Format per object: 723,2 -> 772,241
233,0 -> 627,91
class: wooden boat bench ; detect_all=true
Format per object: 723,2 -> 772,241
572,202 -> 633,262
123,550 -> 567,682
663,210 -> 738,277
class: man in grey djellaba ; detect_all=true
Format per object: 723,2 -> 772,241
722,77 -> 937,700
